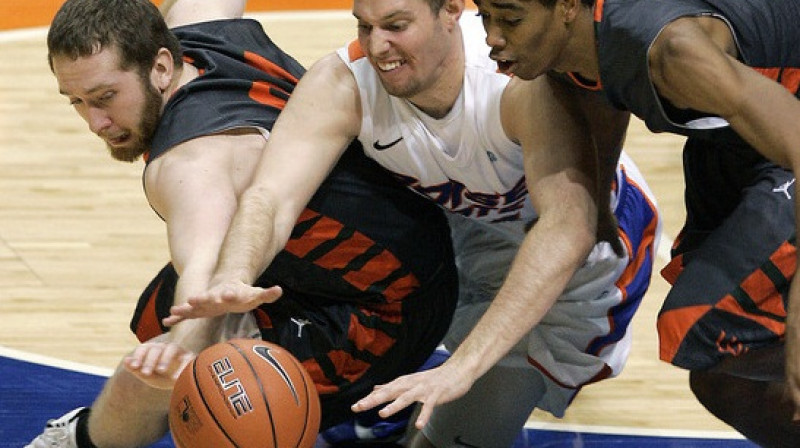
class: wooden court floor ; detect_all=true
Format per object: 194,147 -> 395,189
0,11 -> 735,436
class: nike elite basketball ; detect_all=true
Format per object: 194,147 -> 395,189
169,339 -> 321,448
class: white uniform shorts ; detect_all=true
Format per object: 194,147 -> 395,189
425,153 -> 661,447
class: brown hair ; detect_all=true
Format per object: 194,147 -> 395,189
47,0 -> 182,75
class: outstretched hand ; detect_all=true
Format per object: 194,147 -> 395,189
163,281 -> 283,326
123,340 -> 195,389
351,361 -> 475,429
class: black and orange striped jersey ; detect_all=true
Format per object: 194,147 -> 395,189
594,0 -> 800,141
142,18 -> 455,303
590,0 -> 800,371
146,18 -> 304,161
131,19 -> 458,428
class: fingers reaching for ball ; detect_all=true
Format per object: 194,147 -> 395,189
123,341 -> 196,390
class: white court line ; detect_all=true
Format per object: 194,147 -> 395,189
0,344 -> 113,377
523,420 -> 745,440
1,343 -> 744,441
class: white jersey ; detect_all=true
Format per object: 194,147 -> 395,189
337,14 -> 534,224
338,13 -> 662,444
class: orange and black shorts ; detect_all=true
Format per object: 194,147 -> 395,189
130,258 -> 457,430
657,140 -> 796,371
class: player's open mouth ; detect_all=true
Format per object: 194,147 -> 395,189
496,59 -> 514,75
377,60 -> 405,72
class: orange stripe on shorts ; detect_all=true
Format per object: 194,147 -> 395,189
657,304 -> 712,363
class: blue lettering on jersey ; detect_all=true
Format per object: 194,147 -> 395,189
391,172 -> 528,222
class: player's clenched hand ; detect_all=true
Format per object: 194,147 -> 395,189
123,341 -> 195,390
163,281 -> 283,326
351,360 -> 474,429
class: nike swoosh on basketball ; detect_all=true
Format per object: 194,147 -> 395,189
373,136 -> 403,151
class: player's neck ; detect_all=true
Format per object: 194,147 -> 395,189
549,8 -> 599,81
164,62 -> 199,100
409,37 -> 465,119
564,7 -> 600,80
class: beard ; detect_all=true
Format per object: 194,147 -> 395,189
106,77 -> 162,163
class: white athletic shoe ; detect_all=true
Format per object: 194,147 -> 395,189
25,407 -> 87,448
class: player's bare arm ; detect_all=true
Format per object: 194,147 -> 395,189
649,16 -> 800,169
650,15 -> 800,416
353,75 -> 599,426
169,53 -> 364,321
124,132 -> 262,385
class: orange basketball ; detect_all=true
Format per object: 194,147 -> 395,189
168,338 -> 321,448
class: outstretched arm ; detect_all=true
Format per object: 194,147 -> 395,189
649,15 -> 800,418
353,74 -> 609,427
165,52 -> 363,323
124,131 -> 265,384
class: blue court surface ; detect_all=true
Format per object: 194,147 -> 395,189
0,346 -> 757,448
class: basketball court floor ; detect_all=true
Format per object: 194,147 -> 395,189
0,8 -> 759,448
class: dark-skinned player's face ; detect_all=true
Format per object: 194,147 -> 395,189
475,0 -> 570,80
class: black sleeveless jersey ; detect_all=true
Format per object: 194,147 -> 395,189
595,0 -> 800,141
143,19 -> 455,303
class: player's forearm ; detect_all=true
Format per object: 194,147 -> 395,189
168,315 -> 225,353
725,71 -> 800,170
448,211 -> 596,380
212,186 -> 291,286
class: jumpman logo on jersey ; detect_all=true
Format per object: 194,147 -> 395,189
290,317 -> 312,338
773,178 -> 795,199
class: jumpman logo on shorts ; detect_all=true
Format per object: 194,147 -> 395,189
290,317 -> 312,338
772,178 -> 795,199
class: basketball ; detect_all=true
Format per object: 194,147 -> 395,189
168,338 -> 321,448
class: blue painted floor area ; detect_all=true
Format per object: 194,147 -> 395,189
0,352 -> 757,448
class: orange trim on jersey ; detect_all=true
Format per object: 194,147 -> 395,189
594,0 -> 605,22
347,40 -> 366,62
714,293 -> 785,336
737,271 -> 790,318
312,234 -> 369,269
328,349 -> 372,384
382,273 -> 422,302
614,168 -> 659,298
753,67 -> 800,94
771,240 -> 797,278
248,81 -> 289,110
657,304 -> 713,363
243,50 -> 300,84
283,211 -> 344,258
360,302 -> 404,324
296,208 -> 321,224
567,72 -> 603,91
613,230 -> 635,301
252,308 -> 274,330
348,313 -> 397,356
135,282 -> 163,342
302,360 -> 339,395
342,249 -> 418,299
660,253 -> 684,285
